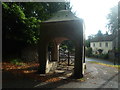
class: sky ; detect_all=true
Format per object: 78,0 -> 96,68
69,0 -> 119,39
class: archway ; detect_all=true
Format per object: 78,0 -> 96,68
38,10 -> 85,78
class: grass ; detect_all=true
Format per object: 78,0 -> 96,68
77,78 -> 85,81
10,59 -> 25,66
88,61 -> 120,69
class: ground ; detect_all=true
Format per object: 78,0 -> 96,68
2,58 -> 120,89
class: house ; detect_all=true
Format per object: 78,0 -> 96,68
90,34 -> 114,54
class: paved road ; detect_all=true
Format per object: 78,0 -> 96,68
61,56 -> 119,65
85,57 -> 115,65
2,61 -> 119,89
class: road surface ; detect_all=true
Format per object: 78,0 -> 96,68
2,60 -> 119,88
85,57 -> 115,65
60,56 -> 119,65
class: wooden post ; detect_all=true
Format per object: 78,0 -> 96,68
59,49 -> 60,62
68,51 -> 70,66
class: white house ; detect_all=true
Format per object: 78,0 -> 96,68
90,35 -> 114,54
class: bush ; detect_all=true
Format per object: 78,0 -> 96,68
85,47 -> 92,57
103,53 -> 109,59
92,54 -> 98,58
10,59 -> 24,66
97,53 -> 108,59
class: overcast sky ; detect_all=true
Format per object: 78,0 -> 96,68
70,0 -> 119,39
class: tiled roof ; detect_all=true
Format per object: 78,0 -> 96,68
90,35 -> 114,42
44,10 -> 82,22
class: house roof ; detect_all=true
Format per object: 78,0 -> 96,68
43,10 -> 82,23
90,35 -> 114,42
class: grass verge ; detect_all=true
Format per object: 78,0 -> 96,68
88,61 -> 120,69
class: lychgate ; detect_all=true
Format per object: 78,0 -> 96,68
38,10 -> 86,78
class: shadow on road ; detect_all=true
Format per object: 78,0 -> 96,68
33,75 -> 80,89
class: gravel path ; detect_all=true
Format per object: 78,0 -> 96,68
2,61 -> 119,89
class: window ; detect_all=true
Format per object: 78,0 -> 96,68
105,42 -> 108,47
99,43 -> 102,47
93,43 -> 95,47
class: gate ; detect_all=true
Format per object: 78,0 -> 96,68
59,49 -> 75,66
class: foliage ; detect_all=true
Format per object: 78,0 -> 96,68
61,45 -> 68,51
2,2 -> 71,60
2,2 -> 71,45
116,47 -> 120,52
96,30 -> 103,37
85,47 -> 92,57
92,53 -> 109,59
85,39 -> 90,47
24,17 -> 41,44
10,59 -> 25,66
2,3 -> 41,45
18,2 -> 71,21
107,5 -> 118,34
85,34 -> 97,48
77,78 -> 85,81
88,34 -> 96,40
98,53 -> 108,59
87,30 -> 103,43
60,40 -> 75,52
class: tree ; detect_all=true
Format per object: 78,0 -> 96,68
85,47 -> 92,57
2,3 -> 41,45
118,2 -> 120,52
2,2 -> 71,45
85,40 -> 90,47
60,40 -> 75,52
107,5 -> 118,34
85,34 -> 96,48
107,4 -> 120,52
16,2 -> 71,21
2,2 -> 71,59
105,31 -> 108,35
96,30 -> 103,37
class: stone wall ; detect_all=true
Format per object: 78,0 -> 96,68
21,46 -> 58,73
46,59 -> 58,73
21,46 -> 38,62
